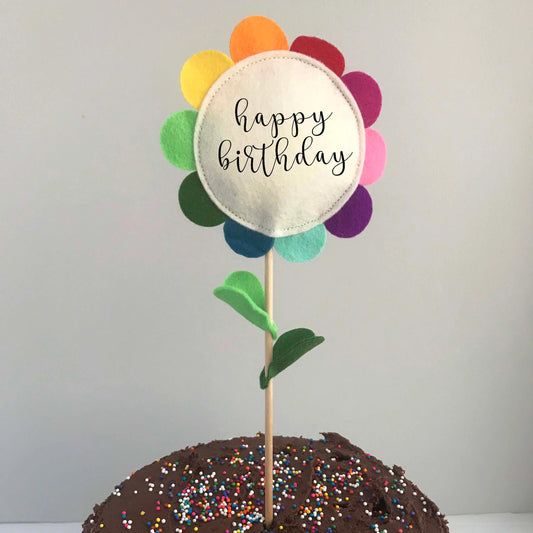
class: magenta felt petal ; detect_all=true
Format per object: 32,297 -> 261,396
324,186 -> 373,238
342,71 -> 382,128
359,129 -> 386,186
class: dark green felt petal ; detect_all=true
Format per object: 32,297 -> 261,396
179,172 -> 226,227
160,110 -> 197,170
214,271 -> 277,338
259,328 -> 324,389
259,368 -> 269,390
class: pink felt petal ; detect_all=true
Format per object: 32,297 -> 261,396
324,186 -> 372,238
342,71 -> 382,127
359,129 -> 387,186
290,36 -> 345,77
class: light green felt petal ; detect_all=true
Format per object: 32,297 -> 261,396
214,271 -> 277,338
179,172 -> 226,227
260,328 -> 324,389
274,224 -> 327,263
160,110 -> 197,170
222,271 -> 265,309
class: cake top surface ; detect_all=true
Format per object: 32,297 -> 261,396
83,433 -> 448,533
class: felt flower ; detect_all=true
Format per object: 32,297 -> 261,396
161,16 -> 386,262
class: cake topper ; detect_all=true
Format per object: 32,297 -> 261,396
160,15 -> 386,526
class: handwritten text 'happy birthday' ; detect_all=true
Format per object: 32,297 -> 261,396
217,98 -> 353,177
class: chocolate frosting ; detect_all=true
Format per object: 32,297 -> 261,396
83,433 -> 448,533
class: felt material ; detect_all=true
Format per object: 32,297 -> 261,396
223,218 -> 275,258
160,110 -> 197,171
341,71 -> 382,128
213,270 -> 277,338
290,36 -> 345,77
180,50 -> 234,109
274,224 -> 326,263
195,51 -> 365,238
324,185 -> 373,238
359,128 -> 387,186
259,328 -> 325,389
230,16 -> 289,63
178,172 -> 227,227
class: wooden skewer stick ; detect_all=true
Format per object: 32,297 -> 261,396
264,249 -> 274,527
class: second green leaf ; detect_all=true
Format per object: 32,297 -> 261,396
260,328 -> 325,389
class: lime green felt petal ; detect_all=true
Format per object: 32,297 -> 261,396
160,110 -> 197,170
178,172 -> 226,227
260,328 -> 325,389
214,271 -> 277,338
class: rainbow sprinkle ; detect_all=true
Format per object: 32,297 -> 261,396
83,434 -> 448,533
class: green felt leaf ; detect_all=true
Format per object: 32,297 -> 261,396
260,328 -> 325,389
179,172 -> 226,227
214,271 -> 277,338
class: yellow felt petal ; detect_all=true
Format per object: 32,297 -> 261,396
230,16 -> 289,62
180,50 -> 234,109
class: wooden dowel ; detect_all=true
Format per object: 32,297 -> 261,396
264,249 -> 274,527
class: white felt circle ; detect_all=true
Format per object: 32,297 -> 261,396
194,51 -> 365,237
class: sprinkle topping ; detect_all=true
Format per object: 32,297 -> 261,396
83,433 -> 448,533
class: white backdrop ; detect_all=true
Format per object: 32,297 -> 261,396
1,0 -> 532,522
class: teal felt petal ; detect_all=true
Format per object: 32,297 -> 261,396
214,271 -> 277,338
178,172 -> 226,227
274,224 -> 327,262
224,219 -> 274,258
160,110 -> 197,170
260,328 -> 324,389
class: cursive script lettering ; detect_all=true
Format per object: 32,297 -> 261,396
234,98 -> 332,139
218,97 -> 352,178
218,137 -> 352,177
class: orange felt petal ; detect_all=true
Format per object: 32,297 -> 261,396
230,16 -> 289,62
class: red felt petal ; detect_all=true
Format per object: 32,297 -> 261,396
342,71 -> 382,127
324,186 -> 373,238
290,36 -> 345,77
359,129 -> 387,186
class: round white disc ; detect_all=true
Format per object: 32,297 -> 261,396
194,51 -> 365,237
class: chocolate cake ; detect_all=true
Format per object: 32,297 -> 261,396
82,433 -> 448,533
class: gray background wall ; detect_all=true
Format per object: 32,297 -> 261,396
1,0 -> 532,523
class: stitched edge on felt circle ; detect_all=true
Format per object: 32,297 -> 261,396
194,50 -> 365,237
